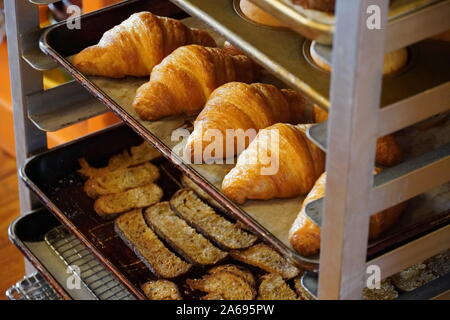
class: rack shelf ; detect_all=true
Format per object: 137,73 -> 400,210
27,80 -> 108,132
249,0 -> 450,52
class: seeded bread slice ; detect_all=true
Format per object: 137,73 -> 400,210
84,162 -> 160,199
170,189 -> 257,250
94,183 -> 163,219
78,141 -> 160,178
209,264 -> 256,287
114,209 -> 191,278
144,202 -> 227,265
187,271 -> 256,300
294,277 -> 312,300
257,274 -> 298,300
231,243 -> 299,279
141,280 -> 182,300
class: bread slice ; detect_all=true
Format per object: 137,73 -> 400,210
170,189 -> 257,250
114,209 -> 191,278
187,271 -> 256,300
94,183 -> 163,219
78,141 -> 160,178
230,243 -> 299,279
209,264 -> 256,288
84,162 -> 160,199
362,279 -> 398,300
141,280 -> 182,300
257,274 -> 298,300
390,264 -> 437,292
181,175 -> 223,209
144,202 -> 227,265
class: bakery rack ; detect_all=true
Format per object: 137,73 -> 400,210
5,0 -> 450,300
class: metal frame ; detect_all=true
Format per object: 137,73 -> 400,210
5,0 -> 449,300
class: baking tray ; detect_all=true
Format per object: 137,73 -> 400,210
37,0 -> 450,269
20,124 -> 316,299
300,269 -> 450,300
248,0 -> 444,45
9,209 -> 135,300
167,0 -> 450,110
8,209 -> 79,300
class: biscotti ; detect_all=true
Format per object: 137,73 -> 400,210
362,279 -> 399,300
170,189 -> 257,250
209,264 -> 256,288
114,209 -> 192,278
78,141 -> 160,178
94,183 -> 163,219
144,202 -> 227,265
257,274 -> 298,300
187,271 -> 256,300
141,280 -> 182,300
231,243 -> 300,279
390,264 -> 437,292
84,162 -> 160,199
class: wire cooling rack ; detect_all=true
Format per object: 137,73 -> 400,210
6,273 -> 61,300
45,226 -> 135,300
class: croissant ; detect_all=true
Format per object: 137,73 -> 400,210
72,12 -> 216,78
133,45 -> 256,121
313,106 -> 403,166
289,172 -> 407,256
222,124 -> 325,204
185,82 -> 308,162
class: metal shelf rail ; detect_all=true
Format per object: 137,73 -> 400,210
5,0 -> 449,300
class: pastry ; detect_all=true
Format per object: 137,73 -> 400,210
185,82 -> 308,161
313,105 -> 403,166
72,12 -> 216,78
239,0 -> 286,27
222,124 -> 325,204
289,172 -> 407,256
133,45 -> 256,121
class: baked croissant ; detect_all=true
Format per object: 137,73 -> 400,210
133,45 -> 256,121
185,82 -> 308,161
289,172 -> 407,256
222,124 -> 325,204
313,106 -> 403,166
72,12 -> 216,78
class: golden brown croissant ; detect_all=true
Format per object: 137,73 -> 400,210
222,124 -> 325,204
313,105 -> 403,166
289,172 -> 407,256
72,12 -> 216,78
133,45 -> 256,121
185,82 -> 308,161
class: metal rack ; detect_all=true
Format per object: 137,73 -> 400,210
5,0 -> 449,300
6,273 -> 61,300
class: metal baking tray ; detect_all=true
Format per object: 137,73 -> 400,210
248,0 -> 445,45
167,0 -> 450,109
9,209 -> 135,300
37,0 -> 450,269
6,273 -> 61,300
20,124 -> 315,299
300,269 -> 450,300
8,209 -> 85,300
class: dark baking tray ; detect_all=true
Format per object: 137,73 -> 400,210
21,124 -> 296,299
37,0 -> 450,270
8,209 -> 71,300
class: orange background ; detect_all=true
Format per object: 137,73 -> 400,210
0,0 -> 123,157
